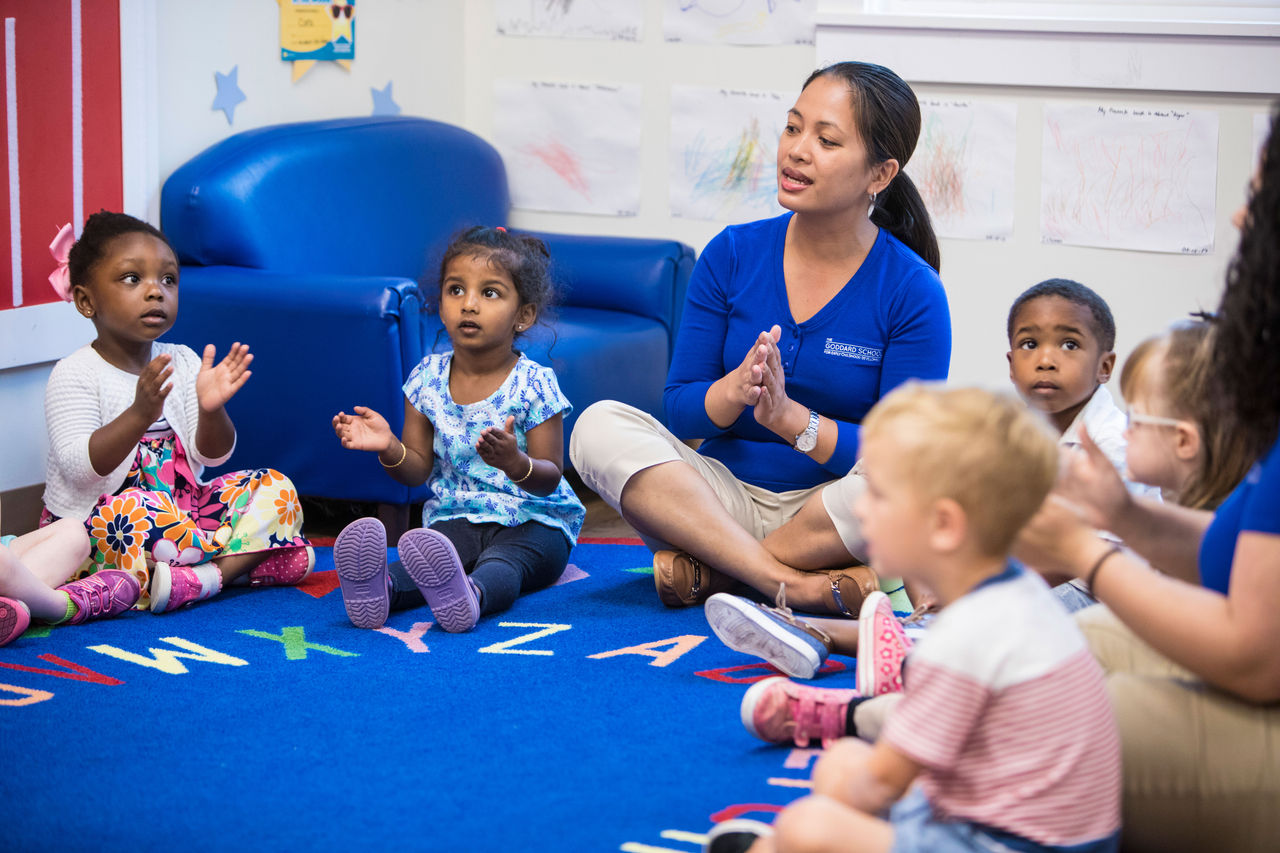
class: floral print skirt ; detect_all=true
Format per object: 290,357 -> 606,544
45,432 -> 308,609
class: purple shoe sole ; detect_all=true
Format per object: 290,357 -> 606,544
397,528 -> 479,633
333,517 -> 390,629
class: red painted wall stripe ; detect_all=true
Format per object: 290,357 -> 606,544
1,0 -> 121,311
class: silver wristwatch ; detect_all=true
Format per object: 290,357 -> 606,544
793,409 -> 820,453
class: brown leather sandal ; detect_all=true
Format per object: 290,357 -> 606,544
823,565 -> 879,617
653,550 -> 737,608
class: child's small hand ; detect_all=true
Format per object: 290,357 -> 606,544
333,406 -> 395,452
476,416 -> 523,473
1013,493 -> 1101,582
196,343 -> 253,413
1055,427 -> 1133,529
131,353 -> 174,423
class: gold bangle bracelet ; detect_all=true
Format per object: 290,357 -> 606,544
510,455 -> 535,484
379,440 -> 408,469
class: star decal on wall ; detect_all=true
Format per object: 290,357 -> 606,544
213,66 -> 247,124
371,81 -> 401,117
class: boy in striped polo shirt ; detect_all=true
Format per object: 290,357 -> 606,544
707,383 -> 1120,853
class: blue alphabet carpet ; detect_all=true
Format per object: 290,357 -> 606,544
0,542 -> 850,852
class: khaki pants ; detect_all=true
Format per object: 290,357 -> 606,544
569,400 -> 868,558
1075,606 -> 1280,852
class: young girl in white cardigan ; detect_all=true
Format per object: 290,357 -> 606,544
41,211 -> 312,613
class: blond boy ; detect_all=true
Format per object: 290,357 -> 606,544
707,384 -> 1121,853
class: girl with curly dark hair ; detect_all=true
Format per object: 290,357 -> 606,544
1016,112 -> 1280,852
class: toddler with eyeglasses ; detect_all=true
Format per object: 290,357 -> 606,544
1119,319 -> 1253,511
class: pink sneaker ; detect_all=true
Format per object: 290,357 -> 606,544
150,563 -> 221,613
58,570 -> 142,624
247,545 -> 315,587
856,590 -> 912,696
0,596 -> 31,646
739,675 -> 859,747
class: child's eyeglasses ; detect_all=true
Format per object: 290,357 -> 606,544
331,4 -> 353,18
1126,410 -> 1185,429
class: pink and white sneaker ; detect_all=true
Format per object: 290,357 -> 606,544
150,563 -> 221,613
856,590 -> 912,696
740,675 -> 859,748
58,570 -> 142,624
0,596 -> 31,646
247,545 -> 315,587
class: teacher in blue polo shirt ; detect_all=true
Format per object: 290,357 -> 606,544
571,61 -> 951,615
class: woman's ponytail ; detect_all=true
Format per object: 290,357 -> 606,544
871,171 -> 940,272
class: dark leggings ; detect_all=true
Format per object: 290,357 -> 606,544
388,518 -> 571,617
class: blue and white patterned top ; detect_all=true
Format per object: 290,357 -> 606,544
404,353 -> 585,545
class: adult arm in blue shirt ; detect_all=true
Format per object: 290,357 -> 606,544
1016,428 -> 1280,703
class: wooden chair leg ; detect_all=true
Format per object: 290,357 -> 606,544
376,502 -> 410,546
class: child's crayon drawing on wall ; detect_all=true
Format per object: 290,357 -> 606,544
492,79 -> 642,217
669,86 -> 786,222
495,0 -> 643,41
1041,103 -> 1218,254
664,0 -> 816,45
913,99 -> 1017,242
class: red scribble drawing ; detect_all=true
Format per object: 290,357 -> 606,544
524,139 -> 593,202
917,116 -> 969,221
1043,118 -> 1210,245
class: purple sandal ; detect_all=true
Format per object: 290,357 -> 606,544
333,517 -> 390,629
397,528 -> 479,633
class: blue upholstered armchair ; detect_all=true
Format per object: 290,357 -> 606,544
161,116 -> 694,524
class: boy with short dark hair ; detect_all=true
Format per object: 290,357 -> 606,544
1006,277 -> 1124,462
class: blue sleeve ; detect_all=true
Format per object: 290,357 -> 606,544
663,228 -> 735,439
824,267 -> 952,476
1240,438 -> 1280,536
1198,436 -> 1280,593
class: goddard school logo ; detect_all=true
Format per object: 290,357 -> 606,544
823,338 -> 883,363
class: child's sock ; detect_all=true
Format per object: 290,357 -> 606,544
193,564 -> 223,601
878,575 -> 914,614
47,590 -> 78,625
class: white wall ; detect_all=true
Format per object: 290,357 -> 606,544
152,0 -> 466,211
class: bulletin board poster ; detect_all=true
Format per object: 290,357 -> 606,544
279,0 -> 355,62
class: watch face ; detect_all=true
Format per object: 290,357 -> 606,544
795,411 -> 819,452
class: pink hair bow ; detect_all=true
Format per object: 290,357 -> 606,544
48,222 -> 75,302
